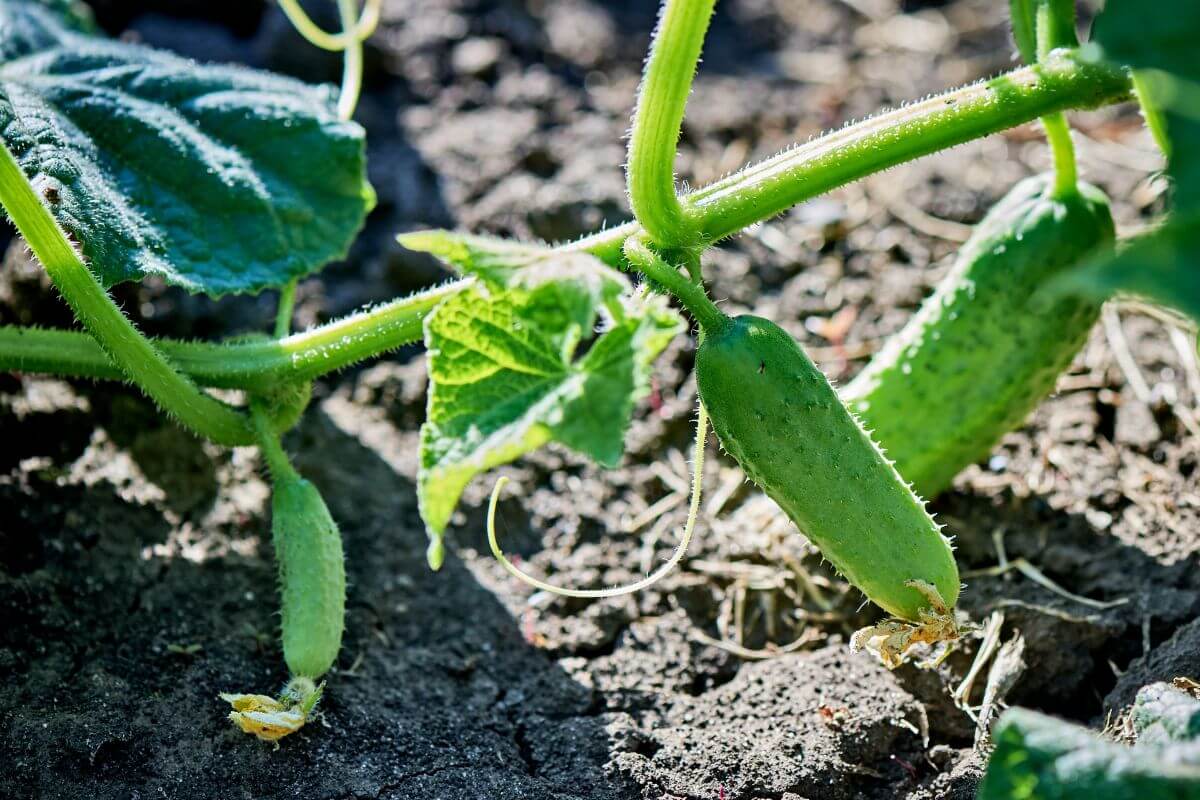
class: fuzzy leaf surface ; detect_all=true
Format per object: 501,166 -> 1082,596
0,0 -> 373,295
417,248 -> 682,567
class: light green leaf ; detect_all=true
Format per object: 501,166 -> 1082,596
0,0 -> 373,296
400,229 -> 632,355
418,265 -> 683,569
398,230 -> 550,286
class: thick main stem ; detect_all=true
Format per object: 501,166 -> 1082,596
626,0 -> 716,249
573,55 -> 1130,263
0,280 -> 462,389
0,141 -> 256,446
1,58 -> 1132,386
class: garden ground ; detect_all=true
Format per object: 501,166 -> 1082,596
1,1 -> 1193,798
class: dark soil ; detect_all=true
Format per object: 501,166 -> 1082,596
0,1 -> 1192,799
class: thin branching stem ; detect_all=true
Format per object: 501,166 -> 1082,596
335,0 -> 366,120
1035,0 -> 1079,196
275,279 -> 299,338
276,0 -> 381,52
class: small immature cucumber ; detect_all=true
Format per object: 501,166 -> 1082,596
844,173 -> 1114,498
695,314 -> 959,621
272,473 -> 346,679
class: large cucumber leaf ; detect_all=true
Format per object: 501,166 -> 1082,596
0,0 -> 373,296
408,234 -> 683,569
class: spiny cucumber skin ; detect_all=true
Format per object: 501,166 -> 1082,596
696,314 -> 959,621
844,174 -> 1114,498
273,476 -> 346,679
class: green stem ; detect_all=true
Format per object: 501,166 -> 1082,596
0,140 -> 256,446
1,58 -> 1132,386
335,0 -> 365,121
571,55 -> 1130,261
1035,1 -> 1079,197
251,401 -> 300,482
626,0 -> 715,249
623,236 -> 726,333
1132,71 -> 1172,158
1036,0 -> 1078,56
0,280 -> 462,389
276,0 -> 381,52
1042,111 -> 1078,196
677,54 -> 1124,241
275,278 -> 298,338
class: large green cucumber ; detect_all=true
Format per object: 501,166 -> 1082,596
844,174 -> 1114,498
696,314 -> 959,621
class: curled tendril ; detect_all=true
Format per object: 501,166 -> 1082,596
488,404 -> 708,599
277,0 -> 382,51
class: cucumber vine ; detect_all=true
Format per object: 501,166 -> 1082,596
0,0 -> 1197,753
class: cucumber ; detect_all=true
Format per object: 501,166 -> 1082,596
844,173 -> 1115,498
272,472 -> 346,679
695,313 -> 960,622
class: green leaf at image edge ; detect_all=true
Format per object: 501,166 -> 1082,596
1054,0 -> 1200,323
0,0 -> 374,296
417,262 -> 683,570
1053,216 -> 1200,322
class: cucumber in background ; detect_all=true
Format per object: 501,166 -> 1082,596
844,173 -> 1114,499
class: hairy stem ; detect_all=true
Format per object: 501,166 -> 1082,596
252,401 -> 301,482
0,141 -> 256,446
0,280 -> 462,389
2,58 -> 1131,386
572,54 -> 1130,263
1035,1 -> 1080,196
623,236 -> 726,332
626,0 -> 715,249
677,53 -> 1122,240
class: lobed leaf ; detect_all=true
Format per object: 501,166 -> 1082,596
401,229 -> 631,353
416,245 -> 682,568
0,0 -> 374,296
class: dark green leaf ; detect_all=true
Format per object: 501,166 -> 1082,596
1053,216 -> 1200,320
1009,0 -> 1037,64
0,1 -> 373,296
1057,0 -> 1200,318
980,693 -> 1200,799
1091,0 -> 1200,82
